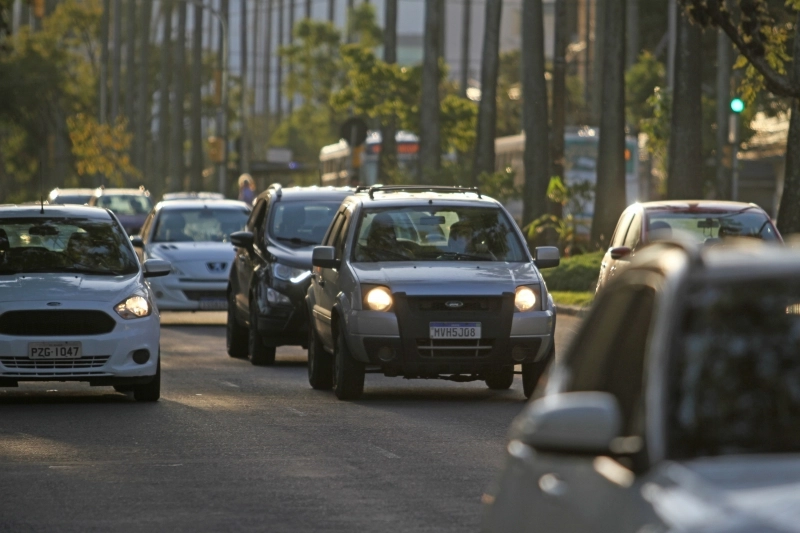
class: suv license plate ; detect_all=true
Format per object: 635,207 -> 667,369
29,342 -> 82,359
429,323 -> 481,339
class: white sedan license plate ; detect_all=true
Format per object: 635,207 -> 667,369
29,342 -> 82,359
429,322 -> 481,339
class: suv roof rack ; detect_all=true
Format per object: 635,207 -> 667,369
360,185 -> 482,200
268,183 -> 282,199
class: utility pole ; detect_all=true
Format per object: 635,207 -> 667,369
134,0 -> 152,173
460,0 -> 470,97
239,0 -> 249,174
263,0 -> 273,134
276,0 -> 284,124
99,0 -> 110,125
328,0 -> 334,22
124,0 -> 136,123
190,2 -> 204,190
156,0 -> 173,186
715,10 -> 732,198
288,0 -> 295,114
219,0 -> 229,195
168,1 -> 187,191
111,0 -> 122,121
305,0 -> 310,18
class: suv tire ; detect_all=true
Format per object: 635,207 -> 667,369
227,291 -> 248,358
522,344 -> 554,399
308,325 -> 333,390
133,357 -> 161,402
249,300 -> 276,366
332,322 -> 364,400
485,368 -> 514,390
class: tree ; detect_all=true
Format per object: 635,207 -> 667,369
472,0 -> 502,184
419,0 -> 443,179
168,1 -> 187,191
134,0 -> 152,172
189,3 -> 204,190
68,114 -> 139,186
380,0 -> 398,183
155,0 -> 173,187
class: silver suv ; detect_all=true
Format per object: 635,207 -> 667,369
306,186 -> 560,400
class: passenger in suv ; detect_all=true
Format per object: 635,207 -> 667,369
307,185 -> 560,400
226,184 -> 353,365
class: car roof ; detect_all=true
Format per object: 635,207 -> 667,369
347,190 -> 500,208
638,200 -> 767,214
49,188 -> 95,196
155,199 -> 251,210
0,204 -> 113,220
93,188 -> 150,196
256,185 -> 355,202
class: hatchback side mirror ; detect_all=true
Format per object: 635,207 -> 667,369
230,231 -> 254,249
143,258 -> 171,278
130,235 -> 144,248
312,246 -> 339,269
534,246 -> 560,269
609,246 -> 632,260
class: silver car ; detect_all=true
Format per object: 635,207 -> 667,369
484,240 -> 800,533
307,186 -> 560,400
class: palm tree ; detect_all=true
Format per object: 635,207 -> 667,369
168,1 -> 187,191
419,0 -> 442,180
189,3 -> 204,190
472,0 -> 502,185
379,0 -> 398,183
156,1 -> 173,186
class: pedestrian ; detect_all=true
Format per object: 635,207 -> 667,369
238,173 -> 256,205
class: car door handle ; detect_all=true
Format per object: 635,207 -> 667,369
538,473 -> 568,497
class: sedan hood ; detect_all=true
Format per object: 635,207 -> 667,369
0,273 -> 142,303
351,262 -> 541,296
646,456 -> 800,532
148,241 -> 235,263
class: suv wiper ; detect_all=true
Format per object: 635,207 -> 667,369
275,236 -> 317,246
436,251 -> 492,261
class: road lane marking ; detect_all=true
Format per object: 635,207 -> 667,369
219,381 -> 240,388
285,407 -> 306,417
369,444 -> 399,459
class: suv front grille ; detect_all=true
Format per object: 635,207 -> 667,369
415,338 -> 495,358
0,355 -> 111,369
411,297 -> 503,312
0,311 -> 116,336
183,290 -> 226,301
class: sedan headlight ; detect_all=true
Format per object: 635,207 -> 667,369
364,286 -> 393,312
514,285 -> 540,313
273,263 -> 311,283
115,295 -> 151,319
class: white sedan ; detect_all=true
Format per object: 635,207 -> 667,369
0,204 -> 169,401
132,199 -> 250,311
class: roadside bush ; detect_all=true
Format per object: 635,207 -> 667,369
540,251 -> 603,292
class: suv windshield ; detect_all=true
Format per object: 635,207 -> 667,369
647,210 -> 779,243
0,217 -> 139,276
269,201 -> 342,246
153,207 -> 250,243
669,279 -> 800,458
96,194 -> 153,216
353,206 -> 526,262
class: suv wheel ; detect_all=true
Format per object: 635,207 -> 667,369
226,291 -> 248,358
133,357 -> 161,402
522,344 -> 554,399
249,300 -> 276,366
307,325 -> 333,390
332,322 -> 364,400
485,368 -> 514,390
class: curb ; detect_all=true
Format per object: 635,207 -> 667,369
556,304 -> 590,318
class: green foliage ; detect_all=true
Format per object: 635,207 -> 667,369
496,50 -> 522,136
346,3 -> 383,48
67,114 -> 138,185
549,290 -> 594,307
626,51 -> 667,127
524,177 -> 594,253
539,250 -> 604,292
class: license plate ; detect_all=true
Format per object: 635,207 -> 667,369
29,342 -> 82,359
429,322 -> 481,339
199,299 -> 227,310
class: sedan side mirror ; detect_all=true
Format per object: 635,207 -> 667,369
130,235 -> 144,248
143,258 -> 171,278
312,246 -> 340,269
534,246 -> 560,269
609,246 -> 632,260
511,392 -> 621,455
230,231 -> 254,249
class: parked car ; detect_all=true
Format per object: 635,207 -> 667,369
47,188 -> 95,205
88,187 -> 153,235
0,204 -> 170,401
306,185 -> 560,400
226,184 -> 354,365
483,239 -> 800,532
596,200 -> 782,293
131,199 -> 250,311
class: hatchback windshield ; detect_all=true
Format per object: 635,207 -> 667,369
0,217 -> 139,275
269,201 -> 342,246
153,207 -> 250,243
647,210 -> 779,243
669,279 -> 800,458
353,206 -> 526,262
95,194 -> 153,216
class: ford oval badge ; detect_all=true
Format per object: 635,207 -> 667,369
47,302 -> 61,307
445,301 -> 464,309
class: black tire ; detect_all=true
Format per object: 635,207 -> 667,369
522,344 -> 555,399
332,322 -> 365,400
226,291 -> 248,358
133,357 -> 161,402
249,300 -> 276,366
307,325 -> 333,390
485,367 -> 514,390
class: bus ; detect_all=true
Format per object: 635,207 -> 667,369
319,130 -> 420,186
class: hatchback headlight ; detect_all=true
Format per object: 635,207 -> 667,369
364,286 -> 393,312
115,295 -> 151,319
273,263 -> 311,283
515,286 -> 540,313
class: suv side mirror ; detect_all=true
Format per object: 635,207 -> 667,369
312,246 -> 339,269
534,246 -> 560,269
511,392 -> 621,455
609,246 -> 632,260
230,231 -> 254,249
143,258 -> 171,278
130,235 -> 144,248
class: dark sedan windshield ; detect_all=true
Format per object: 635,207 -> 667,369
0,217 -> 139,275
669,279 -> 800,458
352,206 -> 526,262
647,210 -> 780,243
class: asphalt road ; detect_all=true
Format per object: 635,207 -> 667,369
0,313 -> 581,532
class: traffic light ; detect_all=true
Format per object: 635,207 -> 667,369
730,97 -> 745,114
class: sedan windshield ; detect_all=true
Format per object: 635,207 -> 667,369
646,210 -> 779,244
0,217 -> 139,275
269,201 -> 342,246
353,206 -> 526,262
669,279 -> 800,458
153,207 -> 250,243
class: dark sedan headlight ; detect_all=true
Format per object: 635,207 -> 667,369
115,295 -> 151,319
273,263 -> 311,283
515,285 -> 542,312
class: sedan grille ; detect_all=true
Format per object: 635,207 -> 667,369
0,311 -> 116,336
0,355 -> 111,370
416,338 -> 495,358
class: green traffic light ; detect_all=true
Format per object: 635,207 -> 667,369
730,98 -> 745,113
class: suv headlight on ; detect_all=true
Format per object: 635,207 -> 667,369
363,285 -> 393,312
273,262 -> 311,283
115,295 -> 151,319
515,285 -> 542,312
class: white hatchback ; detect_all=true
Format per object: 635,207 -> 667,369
0,204 -> 169,401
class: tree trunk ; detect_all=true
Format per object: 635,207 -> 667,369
277,0 -> 284,124
419,0 -> 442,180
263,0 -> 273,134
155,1 -> 173,187
715,26 -> 731,199
189,3 -> 204,190
551,0 -> 567,183
124,0 -> 136,123
590,0 -> 626,246
99,0 -> 110,125
288,0 -> 295,115
591,0 -> 606,124
379,0 -> 398,184
471,0 -> 502,185
134,0 -> 152,173
111,0 -> 122,121
666,12 -> 703,199
240,0 -> 249,174
460,0 -> 470,97
168,1 -> 187,191
328,0 -> 334,22
521,0 -> 550,226
777,13 -> 800,235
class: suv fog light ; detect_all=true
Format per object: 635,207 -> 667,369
511,345 -> 528,362
377,346 -> 396,362
132,349 -> 150,364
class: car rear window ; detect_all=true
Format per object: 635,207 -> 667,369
646,210 -> 779,244
95,194 -> 153,216
152,207 -> 250,243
